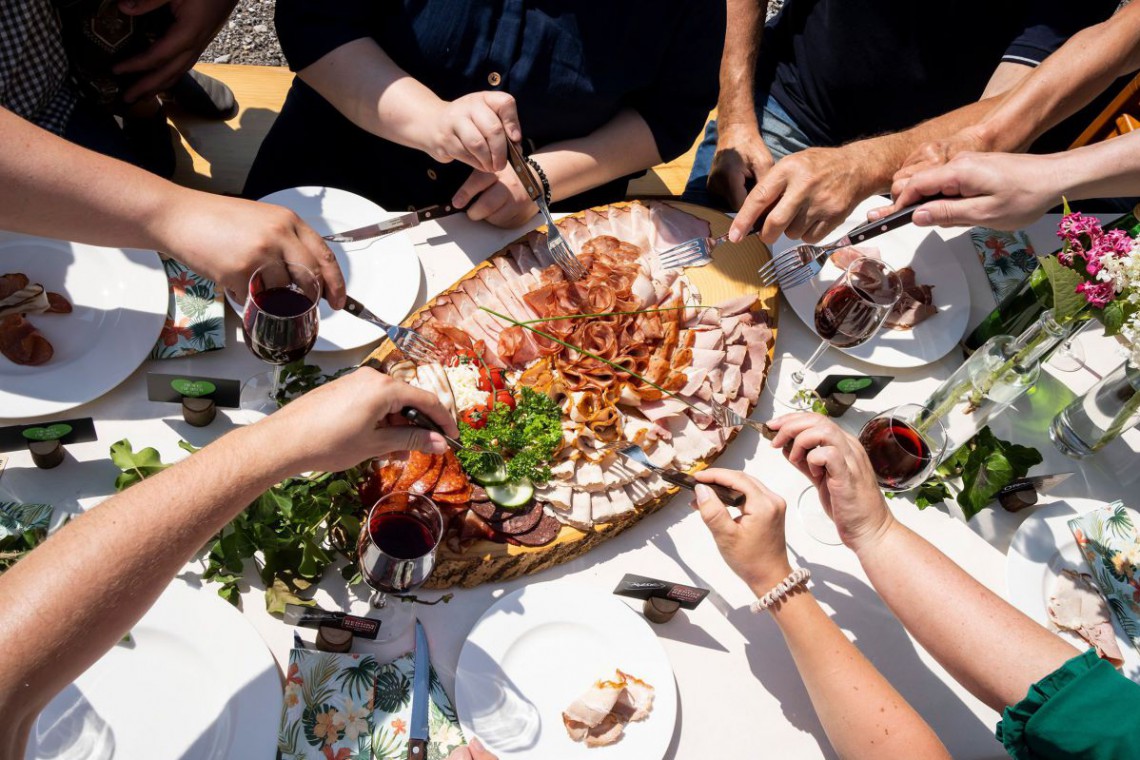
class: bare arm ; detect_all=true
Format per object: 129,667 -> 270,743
768,414 -> 1080,713
298,38 -> 521,174
451,108 -> 661,228
706,0 -> 773,209
882,129 -> 1140,230
0,370 -> 458,759
0,107 -> 345,306
692,469 -> 950,759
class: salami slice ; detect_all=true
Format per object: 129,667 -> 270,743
0,314 -> 52,365
470,485 -> 489,503
471,498 -> 544,535
432,483 -> 473,504
394,450 -> 433,491
504,512 -> 560,547
434,451 -> 468,494
0,274 -> 29,299
46,292 -> 72,314
411,454 -> 444,495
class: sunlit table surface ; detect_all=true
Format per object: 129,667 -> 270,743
5,198 -> 1137,760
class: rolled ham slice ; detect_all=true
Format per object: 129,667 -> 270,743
562,671 -> 655,748
1048,569 -> 1124,666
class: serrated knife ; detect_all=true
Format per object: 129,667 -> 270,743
324,204 -> 460,243
408,620 -> 431,760
998,472 -> 1074,497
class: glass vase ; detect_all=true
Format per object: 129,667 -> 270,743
922,308 -> 1086,457
1050,358 -> 1140,458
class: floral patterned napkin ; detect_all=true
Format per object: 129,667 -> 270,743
279,649 -> 465,760
1069,502 -> 1140,656
968,227 -> 1039,302
0,501 -> 51,539
149,256 -> 225,360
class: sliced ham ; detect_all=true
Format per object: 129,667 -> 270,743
714,294 -> 757,317
1048,569 -> 1124,666
690,347 -> 726,371
722,365 -> 743,401
690,328 -> 725,351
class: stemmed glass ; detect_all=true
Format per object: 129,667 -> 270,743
357,491 -> 444,643
798,403 -> 948,544
239,261 -> 321,417
773,257 -> 902,410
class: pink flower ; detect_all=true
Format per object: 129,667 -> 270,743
1058,212 -> 1103,246
1076,279 -> 1116,308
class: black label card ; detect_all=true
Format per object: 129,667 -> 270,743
815,374 -> 893,400
0,417 -> 97,452
147,373 -> 241,408
613,573 -> 710,610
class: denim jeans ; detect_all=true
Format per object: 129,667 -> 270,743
682,94 -> 813,209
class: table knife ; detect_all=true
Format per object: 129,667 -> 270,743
998,472 -> 1074,497
408,620 -> 431,760
324,204 -> 459,243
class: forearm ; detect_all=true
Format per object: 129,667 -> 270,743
764,586 -> 949,759
297,37 -> 444,153
0,108 -> 190,251
978,4 -> 1140,152
0,421 -> 302,747
1048,126 -> 1140,201
857,521 -> 1078,712
533,109 -> 661,202
716,0 -> 766,127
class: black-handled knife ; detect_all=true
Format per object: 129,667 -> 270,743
842,194 -> 949,245
324,204 -> 462,243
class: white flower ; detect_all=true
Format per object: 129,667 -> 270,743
339,699 -> 370,742
431,721 -> 464,749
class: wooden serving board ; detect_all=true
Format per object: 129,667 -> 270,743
366,201 -> 778,588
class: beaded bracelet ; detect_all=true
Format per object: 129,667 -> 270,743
525,155 -> 552,206
750,568 -> 811,613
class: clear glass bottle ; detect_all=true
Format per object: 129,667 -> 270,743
1051,358 -> 1140,458
923,309 -> 1084,456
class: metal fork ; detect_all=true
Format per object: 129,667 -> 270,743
601,441 -> 745,506
705,399 -> 776,441
506,142 -> 587,281
657,232 -> 728,269
343,295 -> 442,364
759,201 -> 929,290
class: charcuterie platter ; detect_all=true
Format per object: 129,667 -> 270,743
363,201 -> 777,588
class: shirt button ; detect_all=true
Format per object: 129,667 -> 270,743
426,168 -> 438,181
487,71 -> 502,87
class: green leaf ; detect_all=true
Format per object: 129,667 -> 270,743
1100,300 -> 1125,336
110,439 -> 174,490
170,378 -> 216,398
836,377 -> 873,393
21,424 -> 72,441
265,577 -> 313,616
1040,255 -> 1087,323
915,480 -> 952,509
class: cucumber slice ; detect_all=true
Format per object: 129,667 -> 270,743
472,462 -> 509,485
485,478 -> 534,509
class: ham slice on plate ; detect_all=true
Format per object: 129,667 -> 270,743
1048,569 -> 1124,666
562,670 -> 655,748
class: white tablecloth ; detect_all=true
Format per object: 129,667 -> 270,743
5,203 -> 1137,759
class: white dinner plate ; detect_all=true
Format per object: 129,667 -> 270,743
779,205 -> 971,369
26,581 -> 281,760
0,233 -> 167,420
455,582 -> 677,759
227,187 -> 423,353
1007,498 -> 1140,682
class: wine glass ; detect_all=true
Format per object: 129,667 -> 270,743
798,403 -> 948,545
239,261 -> 321,418
773,257 -> 902,410
357,491 -> 444,643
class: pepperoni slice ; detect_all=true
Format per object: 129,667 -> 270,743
394,450 -> 433,492
0,314 -> 52,365
0,273 -> 29,299
410,454 -> 444,495
434,451 -> 468,494
46,293 -> 72,314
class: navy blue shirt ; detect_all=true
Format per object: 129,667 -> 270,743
259,1 -> 724,210
760,0 -> 1119,150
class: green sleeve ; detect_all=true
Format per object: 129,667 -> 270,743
997,649 -> 1140,759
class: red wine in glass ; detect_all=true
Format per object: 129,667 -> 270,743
240,261 -> 321,417
859,416 -> 933,490
815,284 -> 888,348
357,491 -> 443,642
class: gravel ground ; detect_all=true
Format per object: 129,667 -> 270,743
200,0 -> 787,67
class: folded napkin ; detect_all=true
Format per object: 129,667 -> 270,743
0,500 -> 51,539
1068,502 -> 1140,657
968,227 -> 1038,302
149,256 -> 225,360
279,649 -> 465,760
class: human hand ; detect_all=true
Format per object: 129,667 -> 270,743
690,468 -> 792,592
707,121 -> 774,211
452,165 -> 538,228
265,368 -> 459,475
766,414 -> 893,554
882,125 -> 994,207
728,146 -> 877,245
868,152 -> 1060,231
114,0 -> 237,103
446,738 -> 498,760
423,93 -> 523,175
155,191 -> 346,308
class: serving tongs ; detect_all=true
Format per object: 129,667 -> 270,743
602,442 -> 746,506
401,407 -> 505,469
506,141 -> 587,280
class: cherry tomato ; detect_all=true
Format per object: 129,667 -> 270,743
493,389 -> 516,410
460,405 -> 490,429
477,367 -> 508,392
449,346 -> 479,366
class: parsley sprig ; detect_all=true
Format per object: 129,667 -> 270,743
457,387 -> 562,483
